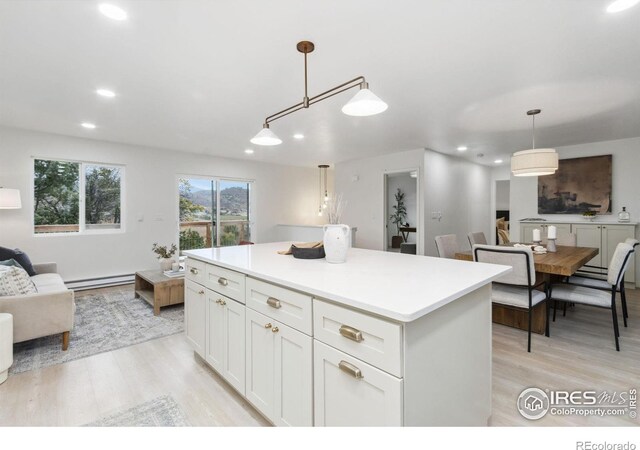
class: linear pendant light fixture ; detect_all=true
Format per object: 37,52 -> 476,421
511,109 -> 558,177
251,41 -> 388,146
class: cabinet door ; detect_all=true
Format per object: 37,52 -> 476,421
314,340 -> 403,426
205,290 -> 225,373
245,308 -> 275,420
273,323 -> 313,426
184,279 -> 206,357
573,224 -> 602,268
224,298 -> 246,395
544,223 -> 571,240
602,225 -> 636,282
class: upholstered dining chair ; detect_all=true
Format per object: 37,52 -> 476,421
434,234 -> 459,259
549,242 -> 635,351
468,231 -> 487,247
473,244 -> 549,352
567,238 -> 638,327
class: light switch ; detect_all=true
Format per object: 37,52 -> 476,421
137,214 -> 144,222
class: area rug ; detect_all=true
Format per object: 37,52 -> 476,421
84,395 -> 190,427
10,286 -> 184,374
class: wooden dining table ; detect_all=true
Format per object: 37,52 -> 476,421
455,245 -> 599,334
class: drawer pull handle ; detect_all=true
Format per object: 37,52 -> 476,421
216,299 -> 226,306
215,299 -> 221,304
266,297 -> 281,309
218,277 -> 228,286
339,325 -> 364,342
190,268 -> 199,275
264,323 -> 272,329
339,360 -> 363,379
198,290 -> 205,295
272,327 -> 279,333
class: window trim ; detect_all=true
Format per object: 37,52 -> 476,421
32,157 -> 126,237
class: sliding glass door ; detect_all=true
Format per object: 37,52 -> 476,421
178,177 -> 252,251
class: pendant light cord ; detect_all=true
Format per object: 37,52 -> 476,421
532,114 -> 536,149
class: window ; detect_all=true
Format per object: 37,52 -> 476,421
34,159 -> 124,234
178,177 -> 252,250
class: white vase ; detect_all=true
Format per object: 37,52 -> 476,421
323,224 -> 350,264
159,258 -> 174,271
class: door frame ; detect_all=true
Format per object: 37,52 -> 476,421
382,168 -> 422,255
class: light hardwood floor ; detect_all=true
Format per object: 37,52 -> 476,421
1,285 -> 638,426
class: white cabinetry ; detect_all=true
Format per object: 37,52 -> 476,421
184,279 -> 206,357
520,221 -> 637,283
245,308 -> 312,426
314,340 -> 402,426
206,290 -> 245,394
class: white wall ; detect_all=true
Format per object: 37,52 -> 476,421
335,149 -> 425,254
423,150 -> 492,255
0,126 -> 325,281
386,173 -> 418,246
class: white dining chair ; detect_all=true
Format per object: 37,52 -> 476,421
549,242 -> 635,351
473,244 -> 549,352
434,234 -> 458,259
468,231 -> 487,247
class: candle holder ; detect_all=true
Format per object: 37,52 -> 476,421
547,238 -> 557,253
532,240 -> 541,247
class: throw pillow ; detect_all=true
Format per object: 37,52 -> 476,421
0,266 -> 38,296
0,246 -> 36,276
0,258 -> 24,269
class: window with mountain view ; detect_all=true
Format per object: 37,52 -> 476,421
34,159 -> 123,234
178,177 -> 252,250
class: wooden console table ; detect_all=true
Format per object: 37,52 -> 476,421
134,270 -> 184,315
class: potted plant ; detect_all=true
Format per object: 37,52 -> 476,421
389,188 -> 407,249
582,210 -> 596,222
152,243 -> 178,271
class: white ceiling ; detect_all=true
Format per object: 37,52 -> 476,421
1,0 -> 639,167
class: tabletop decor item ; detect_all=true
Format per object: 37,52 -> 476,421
618,206 -> 630,223
582,211 -> 597,221
152,243 -> 178,271
323,193 -> 349,263
546,225 -> 557,252
291,243 -> 326,259
532,228 -> 542,245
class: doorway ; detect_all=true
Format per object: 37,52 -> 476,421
384,170 -> 419,254
495,179 -> 510,244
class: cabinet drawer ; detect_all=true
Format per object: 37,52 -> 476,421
246,278 -> 312,335
185,258 -> 207,285
204,264 -> 246,304
313,299 -> 403,377
313,340 -> 403,426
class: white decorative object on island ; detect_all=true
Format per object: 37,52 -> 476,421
183,242 -> 509,426
323,224 -> 350,264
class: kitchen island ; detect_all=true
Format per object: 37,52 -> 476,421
183,242 -> 510,426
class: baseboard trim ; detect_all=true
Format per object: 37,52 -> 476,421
66,274 -> 135,291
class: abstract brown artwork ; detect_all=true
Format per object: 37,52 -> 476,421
538,155 -> 612,214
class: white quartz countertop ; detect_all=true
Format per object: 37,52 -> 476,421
183,242 -> 510,323
278,224 -> 358,231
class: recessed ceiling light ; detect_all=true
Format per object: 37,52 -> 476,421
457,146 -> 468,152
96,88 -> 116,98
244,149 -> 254,154
293,133 -> 305,140
81,122 -> 96,129
606,0 -> 639,13
494,159 -> 503,164
98,4 -> 128,21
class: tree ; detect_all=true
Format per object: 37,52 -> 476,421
179,178 -> 205,221
220,224 -> 240,246
34,160 -> 80,226
179,229 -> 206,250
85,166 -> 121,224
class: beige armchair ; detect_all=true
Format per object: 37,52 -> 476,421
0,263 -> 75,350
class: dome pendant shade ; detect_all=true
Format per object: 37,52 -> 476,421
250,126 -> 282,146
511,149 -> 558,177
341,88 -> 388,117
